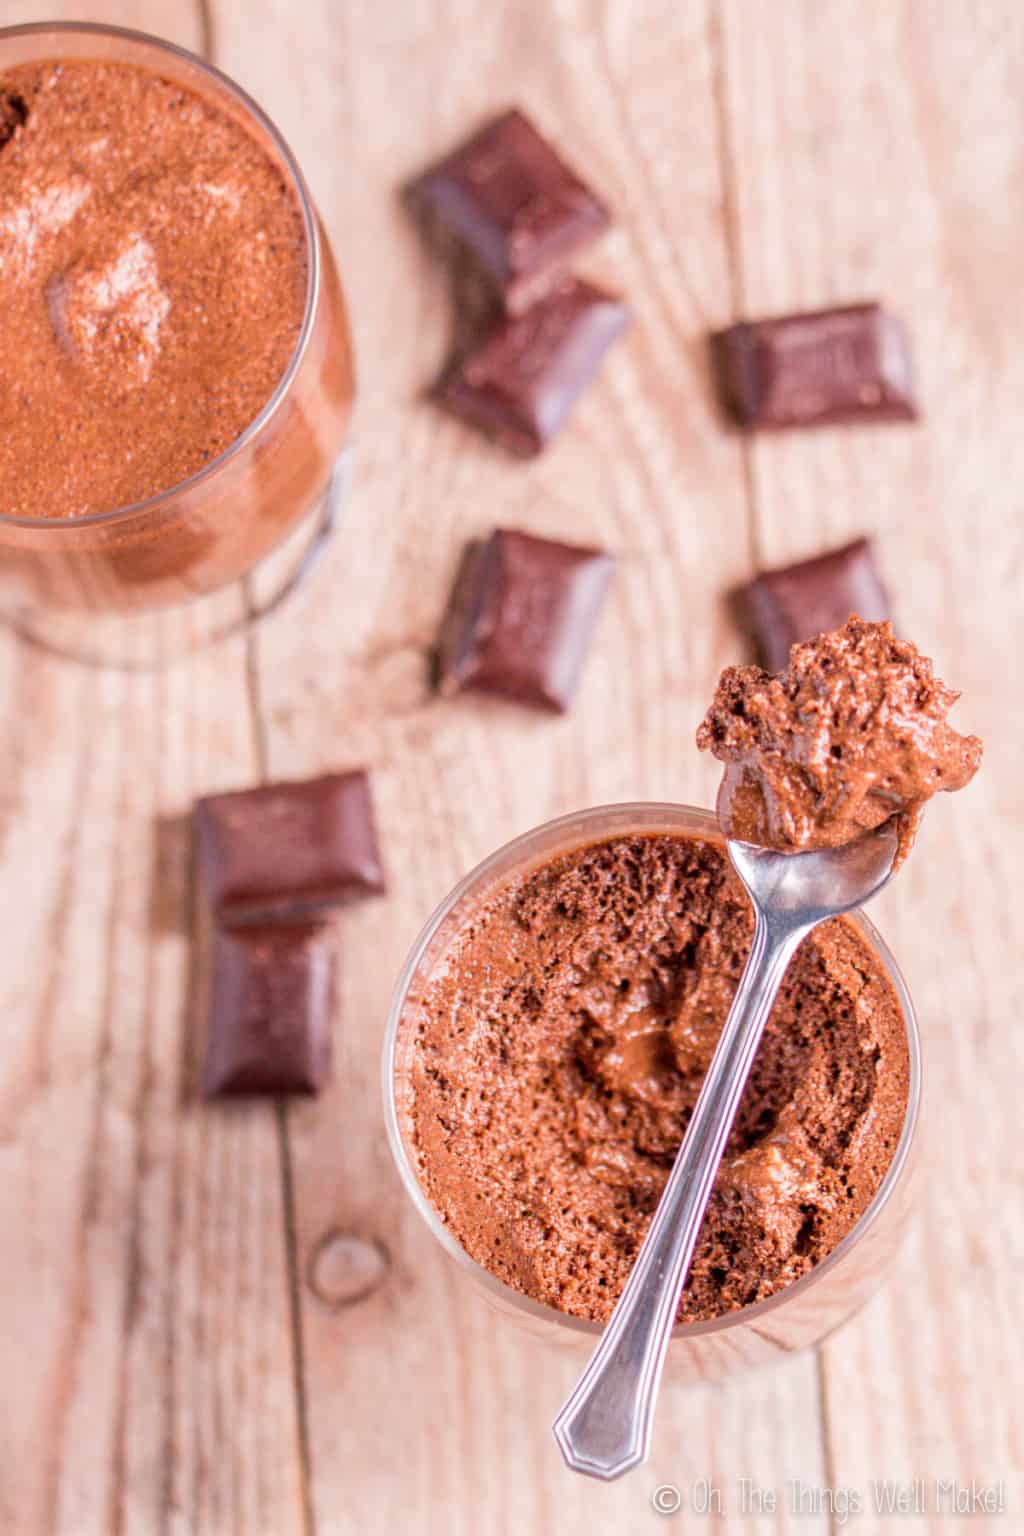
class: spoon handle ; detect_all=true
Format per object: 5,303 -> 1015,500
552,909 -> 810,1480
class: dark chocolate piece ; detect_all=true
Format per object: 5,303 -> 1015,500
404,107 -> 610,313
0,90 -> 27,150
433,278 -> 628,456
733,537 -> 891,673
436,528 -> 614,712
195,770 -> 385,925
201,923 -> 334,1097
712,303 -> 917,430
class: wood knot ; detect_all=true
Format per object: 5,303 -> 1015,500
307,1231 -> 390,1309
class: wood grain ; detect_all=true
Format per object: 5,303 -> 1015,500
0,0 -> 1019,1531
0,0 -> 208,42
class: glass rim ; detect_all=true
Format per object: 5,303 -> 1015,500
0,20 -> 320,532
382,800 -> 923,1341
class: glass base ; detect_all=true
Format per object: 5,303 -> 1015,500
0,448 -> 351,670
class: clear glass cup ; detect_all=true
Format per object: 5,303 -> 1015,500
0,22 -> 354,665
384,802 -> 922,1381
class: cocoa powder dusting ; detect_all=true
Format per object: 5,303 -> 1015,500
409,832 -> 909,1325
0,60 -> 307,518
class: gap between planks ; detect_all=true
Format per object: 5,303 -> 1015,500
707,0 -> 764,573
240,582 -> 317,1536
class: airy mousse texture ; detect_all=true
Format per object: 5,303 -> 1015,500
697,617 -> 982,862
408,832 -> 909,1325
0,60 -> 307,518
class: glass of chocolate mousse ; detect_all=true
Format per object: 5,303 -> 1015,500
0,23 -> 354,664
385,801 -> 921,1381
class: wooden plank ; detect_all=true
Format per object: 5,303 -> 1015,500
0,621 -> 310,1532
214,1 -> 832,1530
2,0 -> 206,44
720,1 -> 1024,1529
0,5 -> 306,1534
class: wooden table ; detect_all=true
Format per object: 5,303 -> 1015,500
2,3 -> 1020,1532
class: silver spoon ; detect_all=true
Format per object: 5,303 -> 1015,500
553,818 -> 901,1480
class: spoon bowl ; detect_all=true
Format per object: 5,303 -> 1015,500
727,819 -> 900,923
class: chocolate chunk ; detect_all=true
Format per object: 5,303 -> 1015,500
712,303 -> 917,430
404,107 -> 610,313
733,537 -> 891,672
195,770 -> 385,925
201,923 -> 334,1097
0,90 -> 27,150
436,528 -> 614,712
433,278 -> 628,456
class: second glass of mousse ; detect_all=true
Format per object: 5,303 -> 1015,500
0,23 -> 354,644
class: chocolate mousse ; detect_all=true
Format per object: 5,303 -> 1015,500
697,617 -> 982,863
0,59 -> 306,519
408,831 -> 909,1325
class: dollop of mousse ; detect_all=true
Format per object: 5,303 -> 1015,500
696,616 -> 982,863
